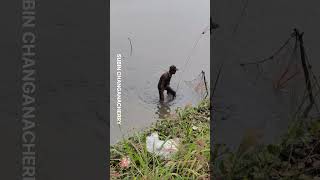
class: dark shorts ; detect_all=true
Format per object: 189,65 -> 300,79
158,86 -> 176,101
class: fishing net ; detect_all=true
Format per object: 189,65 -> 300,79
184,71 -> 209,100
240,33 -> 320,117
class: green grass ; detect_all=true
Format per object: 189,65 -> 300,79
110,100 -> 210,180
213,117 -> 320,179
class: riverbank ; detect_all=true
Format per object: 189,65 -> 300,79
213,116 -> 320,179
110,100 -> 210,179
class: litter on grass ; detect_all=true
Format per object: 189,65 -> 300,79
119,156 -> 131,169
146,132 -> 180,159
192,125 -> 199,130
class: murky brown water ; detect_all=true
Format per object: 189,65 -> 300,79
110,0 -> 210,144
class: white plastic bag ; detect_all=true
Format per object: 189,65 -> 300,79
146,132 -> 179,159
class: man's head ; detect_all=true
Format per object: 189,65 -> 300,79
169,65 -> 178,74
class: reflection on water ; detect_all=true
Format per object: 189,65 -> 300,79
155,102 -> 171,119
155,94 -> 178,119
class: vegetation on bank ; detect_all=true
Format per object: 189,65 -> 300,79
213,117 -> 320,179
110,100 -> 210,179
110,98 -> 320,179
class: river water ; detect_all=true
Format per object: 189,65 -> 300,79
110,0 -> 210,144
212,0 -> 320,148
110,0 -> 320,147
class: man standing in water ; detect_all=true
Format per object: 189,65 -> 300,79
158,65 -> 178,102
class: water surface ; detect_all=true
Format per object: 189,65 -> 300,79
110,0 -> 210,144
